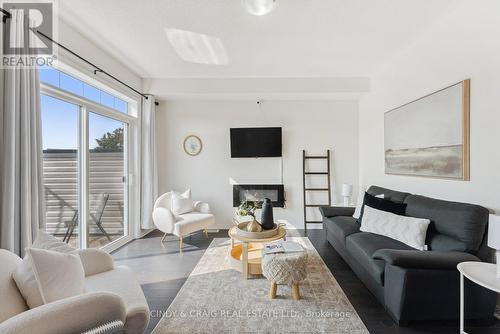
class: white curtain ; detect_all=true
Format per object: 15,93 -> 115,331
140,95 -> 158,229
0,10 -> 45,256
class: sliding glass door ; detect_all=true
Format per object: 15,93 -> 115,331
40,93 -> 130,249
41,95 -> 81,248
88,113 -> 128,248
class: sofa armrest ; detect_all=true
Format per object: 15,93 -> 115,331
373,249 -> 480,270
194,201 -> 211,214
319,206 -> 355,218
152,207 -> 176,233
78,249 -> 114,276
0,292 -> 126,334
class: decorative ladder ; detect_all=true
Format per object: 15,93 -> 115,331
302,150 -> 331,235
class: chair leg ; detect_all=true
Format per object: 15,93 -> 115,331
161,233 -> 168,243
292,283 -> 301,300
65,223 -> 76,243
204,229 -> 208,238
96,222 -> 112,242
179,236 -> 183,252
63,228 -> 70,243
269,282 -> 277,299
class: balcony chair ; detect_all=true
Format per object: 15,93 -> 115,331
63,193 -> 111,243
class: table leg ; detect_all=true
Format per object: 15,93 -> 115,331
460,273 -> 467,334
242,242 -> 249,279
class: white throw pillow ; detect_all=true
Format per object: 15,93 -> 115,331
27,248 -> 85,304
13,230 -> 76,308
32,229 -> 75,253
171,189 -> 194,215
353,192 -> 384,220
360,205 -> 430,250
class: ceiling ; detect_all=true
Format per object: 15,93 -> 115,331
58,0 -> 457,79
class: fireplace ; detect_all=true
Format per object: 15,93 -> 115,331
233,184 -> 285,208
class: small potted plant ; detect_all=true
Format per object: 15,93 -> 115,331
237,200 -> 262,232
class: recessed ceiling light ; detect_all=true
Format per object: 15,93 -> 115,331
241,0 -> 277,16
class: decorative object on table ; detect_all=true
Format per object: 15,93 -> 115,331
261,243 -> 308,300
263,240 -> 304,254
235,222 -> 279,239
236,200 -> 263,232
183,135 -> 202,156
487,214 -> 500,277
246,219 -> 263,233
341,183 -> 353,206
260,198 -> 274,230
152,191 -> 214,252
384,79 -> 470,180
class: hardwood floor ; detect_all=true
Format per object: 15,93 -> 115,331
112,229 -> 500,334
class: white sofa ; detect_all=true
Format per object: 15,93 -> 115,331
0,248 -> 149,334
152,191 -> 215,251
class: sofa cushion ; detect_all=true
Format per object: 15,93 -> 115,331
85,266 -> 149,334
360,206 -> 430,250
171,189 -> 194,215
0,250 -> 28,323
367,186 -> 410,203
404,195 -> 488,253
324,216 -> 360,246
27,248 -> 85,305
173,212 -> 215,236
13,230 -> 77,309
359,192 -> 407,222
346,232 -> 414,285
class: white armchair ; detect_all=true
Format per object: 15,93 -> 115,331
0,249 -> 149,334
152,192 -> 215,251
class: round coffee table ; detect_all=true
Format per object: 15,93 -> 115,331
228,226 -> 286,279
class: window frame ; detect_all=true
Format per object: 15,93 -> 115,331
40,79 -> 138,252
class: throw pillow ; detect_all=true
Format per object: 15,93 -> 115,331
360,205 -> 430,250
359,192 -> 406,223
353,191 -> 384,220
32,229 -> 76,253
171,189 -> 194,215
13,230 -> 76,309
27,248 -> 85,304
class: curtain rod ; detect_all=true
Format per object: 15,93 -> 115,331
36,30 -> 151,101
2,9 -> 159,105
1,8 -> 11,23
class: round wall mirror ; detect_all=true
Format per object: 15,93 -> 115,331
183,135 -> 203,156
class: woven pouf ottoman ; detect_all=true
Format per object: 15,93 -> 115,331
261,247 -> 308,300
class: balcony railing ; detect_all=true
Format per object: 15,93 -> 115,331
43,149 -> 124,238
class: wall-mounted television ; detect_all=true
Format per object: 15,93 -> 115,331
230,127 -> 282,158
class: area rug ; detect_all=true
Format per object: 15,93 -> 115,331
152,237 -> 369,334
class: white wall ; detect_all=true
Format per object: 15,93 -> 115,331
156,100 -> 358,229
57,19 -> 142,94
359,0 -> 500,213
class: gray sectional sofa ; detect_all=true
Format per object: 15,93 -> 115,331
320,186 -> 497,324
